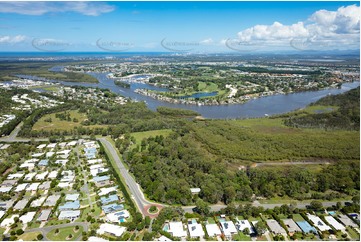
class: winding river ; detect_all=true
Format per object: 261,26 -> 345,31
17,67 -> 359,119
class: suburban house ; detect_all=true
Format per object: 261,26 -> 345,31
97,223 -> 126,237
58,201 -> 80,211
220,221 -> 238,239
58,210 -> 80,220
166,221 -> 187,238
37,209 -> 52,222
187,220 -> 205,238
282,219 -> 302,233
205,223 -> 222,237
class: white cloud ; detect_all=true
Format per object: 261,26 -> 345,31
235,4 -> 360,50
0,35 -> 26,44
200,38 -> 214,45
0,2 -> 115,16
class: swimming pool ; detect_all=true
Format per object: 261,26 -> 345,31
163,224 -> 170,231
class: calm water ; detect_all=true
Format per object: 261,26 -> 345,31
16,71 -> 359,119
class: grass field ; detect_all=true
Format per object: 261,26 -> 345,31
32,110 -> 107,131
46,226 -> 83,241
17,231 -> 41,241
131,129 -> 172,148
346,227 -> 360,240
233,232 -> 252,241
292,214 -> 305,222
302,105 -> 338,114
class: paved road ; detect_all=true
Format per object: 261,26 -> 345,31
182,200 -> 352,213
98,137 -> 163,217
25,222 -> 89,241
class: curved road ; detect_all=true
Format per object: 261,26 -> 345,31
98,137 -> 164,218
25,222 -> 89,241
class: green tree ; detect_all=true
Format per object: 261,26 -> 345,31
255,221 -> 267,235
195,198 -> 210,215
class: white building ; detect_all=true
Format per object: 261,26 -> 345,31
205,224 -> 222,237
220,221 -> 238,238
307,214 -> 331,231
188,222 -> 205,238
15,183 -> 29,192
324,216 -> 345,231
168,222 -> 187,238
97,223 -> 126,237
236,219 -> 255,234
58,210 -> 80,220
19,212 -> 36,224
1,215 -> 19,227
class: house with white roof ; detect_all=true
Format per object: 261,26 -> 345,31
0,187 -> 12,193
187,221 -> 205,238
37,144 -> 47,149
57,149 -> 71,155
47,143 -> 57,148
1,215 -> 19,227
7,173 -> 24,179
88,236 -> 108,242
157,235 -> 173,241
97,223 -> 126,237
15,183 -> 29,192
67,141 -> 77,146
167,222 -> 187,238
31,196 -> 46,207
58,210 -> 80,220
55,159 -> 69,166
26,182 -> 40,191
106,210 -> 130,223
66,194 -> 80,201
58,182 -> 73,188
205,224 -> 222,237
14,199 -> 29,210
32,153 -> 44,158
35,171 -> 48,180
87,159 -> 102,165
220,221 -> 238,239
48,171 -> 58,179
19,211 -> 36,224
307,214 -> 331,231
43,195 -> 61,207
236,219 -> 256,234
324,216 -> 345,231
46,152 -> 55,158
98,186 -> 117,196
24,172 -> 37,181
0,211 -> 5,220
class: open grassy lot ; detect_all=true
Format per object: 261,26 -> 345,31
292,214 -> 305,222
46,226 -> 83,241
32,110 -> 107,131
302,105 -> 338,114
233,232 -> 252,241
17,231 -> 41,241
346,227 -> 360,240
131,129 -> 172,148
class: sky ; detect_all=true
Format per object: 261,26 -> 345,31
0,1 -> 359,52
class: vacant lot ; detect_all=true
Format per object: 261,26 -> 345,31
32,110 -> 106,131
131,129 -> 172,148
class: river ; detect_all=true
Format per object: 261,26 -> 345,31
16,69 -> 359,119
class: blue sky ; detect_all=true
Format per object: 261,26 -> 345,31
0,1 -> 359,52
